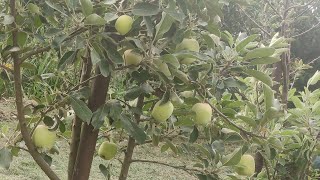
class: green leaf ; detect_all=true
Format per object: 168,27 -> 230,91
249,57 -> 280,65
189,126 -> 199,143
84,14 -> 106,26
244,69 -> 273,87
290,96 -> 304,109
263,84 -> 274,110
307,70 -> 320,87
91,104 -> 109,130
244,47 -> 275,60
99,164 -> 110,178
21,62 -> 36,70
165,140 -> 178,154
58,51 -> 77,70
0,148 -> 13,169
69,95 -> 93,124
27,3 -> 41,14
268,137 -> 283,150
237,115 -> 256,127
154,12 -> 175,41
160,54 -> 180,68
98,60 -> 111,77
80,0 -> 93,16
236,34 -> 259,52
132,2 -> 160,16
120,114 -> 146,144
45,0 -> 68,16
101,39 -> 123,64
163,8 -> 186,22
222,147 -> 242,166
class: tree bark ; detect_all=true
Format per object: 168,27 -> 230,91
119,95 -> 144,180
254,151 -> 264,176
72,68 -> 110,180
10,0 -> 60,179
68,51 -> 92,180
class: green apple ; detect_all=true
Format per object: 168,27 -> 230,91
115,15 -> 133,35
151,100 -> 174,122
192,103 -> 212,126
235,154 -> 255,176
32,125 -> 56,150
123,49 -> 143,66
98,141 -> 118,160
176,38 -> 200,64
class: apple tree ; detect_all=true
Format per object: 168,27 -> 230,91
1,0 -> 319,179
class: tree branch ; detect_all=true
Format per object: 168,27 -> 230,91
130,159 -> 204,176
263,0 -> 282,18
195,88 -> 263,138
19,27 -> 88,63
291,20 -> 320,38
237,4 -> 271,37
285,0 -> 316,14
10,0 -> 60,179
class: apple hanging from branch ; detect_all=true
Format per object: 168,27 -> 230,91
32,125 -> 56,150
192,103 -> 212,126
98,141 -> 118,160
115,15 -> 133,35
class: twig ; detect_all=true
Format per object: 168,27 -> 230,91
130,159 -> 204,175
307,55 -> 320,65
19,27 -> 88,63
285,0 -> 316,14
291,20 -> 320,38
264,0 -> 282,18
195,88 -> 264,138
237,5 -> 271,37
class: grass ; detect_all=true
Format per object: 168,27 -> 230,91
0,99 -> 197,180
0,138 -> 196,180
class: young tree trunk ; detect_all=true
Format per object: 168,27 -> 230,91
119,95 -> 144,180
10,0 -> 59,179
68,52 -> 92,180
72,68 -> 110,180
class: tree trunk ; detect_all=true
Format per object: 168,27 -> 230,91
119,95 -> 144,180
68,52 -> 92,180
72,69 -> 110,180
10,0 -> 59,179
254,152 -> 264,176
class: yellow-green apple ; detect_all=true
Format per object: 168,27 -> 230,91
32,125 -> 56,150
176,38 -> 200,64
98,141 -> 118,160
151,100 -> 174,122
192,103 -> 212,126
123,49 -> 142,66
115,15 -> 133,35
235,154 -> 255,176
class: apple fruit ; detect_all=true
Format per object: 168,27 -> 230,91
98,141 -> 118,160
32,125 -> 56,150
235,154 -> 255,176
123,49 -> 143,66
115,15 -> 133,35
151,100 -> 174,122
176,38 -> 200,64
192,103 -> 212,126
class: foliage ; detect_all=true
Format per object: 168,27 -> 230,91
0,0 -> 319,180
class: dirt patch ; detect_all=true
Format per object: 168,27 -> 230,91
0,97 -> 16,122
